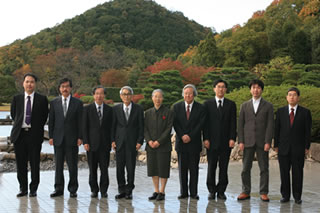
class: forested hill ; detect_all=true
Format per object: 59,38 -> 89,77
0,0 -> 209,76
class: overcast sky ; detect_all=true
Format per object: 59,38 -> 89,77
0,0 -> 273,47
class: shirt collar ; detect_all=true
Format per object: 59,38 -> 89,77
95,102 -> 103,109
185,101 -> 194,110
252,97 -> 261,104
61,95 -> 71,102
123,102 -> 132,110
215,96 -> 224,105
24,91 -> 35,99
288,104 -> 298,113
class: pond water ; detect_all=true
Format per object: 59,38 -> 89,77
0,111 -> 10,119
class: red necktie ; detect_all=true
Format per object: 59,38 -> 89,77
290,108 -> 294,127
186,104 -> 190,120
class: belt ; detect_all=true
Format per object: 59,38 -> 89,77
22,128 -> 31,132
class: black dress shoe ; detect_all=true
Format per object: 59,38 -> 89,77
50,191 -> 63,197
91,192 -> 98,198
295,199 -> 302,204
29,192 -> 37,197
115,193 -> 126,199
17,191 -> 28,197
208,193 -> 215,200
190,195 -> 199,200
217,192 -> 227,200
156,193 -> 165,201
178,194 -> 188,199
125,193 -> 133,200
280,197 -> 290,203
101,192 -> 108,198
70,192 -> 77,198
148,192 -> 159,200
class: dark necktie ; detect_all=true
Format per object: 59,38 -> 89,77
63,98 -> 67,117
290,108 -> 294,127
218,100 -> 222,116
186,104 -> 190,120
25,96 -> 31,125
98,106 -> 102,124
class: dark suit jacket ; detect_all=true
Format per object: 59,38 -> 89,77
203,98 -> 237,151
10,92 -> 48,144
49,96 -> 83,146
82,103 -> 113,152
111,102 -> 144,151
274,105 -> 312,156
173,101 -> 206,153
238,98 -> 274,148
144,106 -> 174,152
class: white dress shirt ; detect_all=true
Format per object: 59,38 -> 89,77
61,95 -> 71,111
288,104 -> 298,116
184,101 -> 194,112
252,97 -> 261,114
215,96 -> 224,108
123,102 -> 132,116
95,102 -> 103,118
22,92 -> 34,128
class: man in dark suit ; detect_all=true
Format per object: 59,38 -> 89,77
237,79 -> 273,202
203,79 -> 236,200
10,73 -> 48,197
83,86 -> 113,198
49,78 -> 83,198
274,87 -> 312,204
111,86 -> 144,200
173,84 -> 206,200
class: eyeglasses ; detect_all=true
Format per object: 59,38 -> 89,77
121,93 -> 132,97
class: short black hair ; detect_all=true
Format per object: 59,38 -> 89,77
92,85 -> 106,95
213,79 -> 228,88
23,73 -> 38,82
249,79 -> 264,90
59,78 -> 72,88
287,87 -> 300,96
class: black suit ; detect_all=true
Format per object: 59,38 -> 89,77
10,92 -> 48,193
111,102 -> 144,194
49,96 -> 83,193
173,101 -> 205,197
203,97 -> 236,194
274,105 -> 312,200
83,103 -> 113,194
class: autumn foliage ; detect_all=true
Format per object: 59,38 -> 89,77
100,69 -> 128,87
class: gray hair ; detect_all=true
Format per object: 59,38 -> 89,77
152,89 -> 164,97
182,84 -> 198,97
92,85 -> 106,95
119,86 -> 134,95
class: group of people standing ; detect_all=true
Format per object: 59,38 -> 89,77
10,73 -> 312,205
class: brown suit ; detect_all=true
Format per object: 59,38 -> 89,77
238,98 -> 273,195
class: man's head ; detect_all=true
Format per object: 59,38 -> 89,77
23,73 -> 38,94
120,86 -> 133,106
287,87 -> 300,107
182,84 -> 197,104
249,79 -> 264,99
59,78 -> 72,98
92,86 -> 106,105
152,89 -> 164,109
213,79 -> 227,99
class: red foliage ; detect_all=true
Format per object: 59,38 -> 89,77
251,10 -> 265,19
232,24 -> 241,33
144,58 -> 184,73
104,99 -> 114,105
73,93 -> 86,98
100,69 -> 128,87
132,94 -> 144,103
181,66 -> 215,85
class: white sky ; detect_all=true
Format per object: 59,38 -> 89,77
0,0 -> 273,47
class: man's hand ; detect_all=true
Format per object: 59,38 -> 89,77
136,143 -> 142,151
182,135 -> 191,143
49,139 -> 53,146
204,140 -> 210,149
239,143 -> 244,151
229,139 -> 235,148
112,141 -> 116,150
264,143 -> 270,152
153,141 -> 160,148
84,144 -> 90,151
77,139 -> 82,146
274,147 -> 278,153
148,140 -> 154,148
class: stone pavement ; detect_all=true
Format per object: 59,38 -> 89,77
0,160 -> 319,213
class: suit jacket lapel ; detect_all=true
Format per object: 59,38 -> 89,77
256,98 -> 265,115
120,103 -> 127,124
128,103 -> 135,124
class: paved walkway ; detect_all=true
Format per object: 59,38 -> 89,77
0,160 -> 319,212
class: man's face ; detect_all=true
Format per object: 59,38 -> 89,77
94,88 -> 105,105
120,89 -> 132,105
250,84 -> 263,99
214,82 -> 227,98
183,87 -> 194,104
59,81 -> 72,98
287,91 -> 299,106
23,76 -> 36,94
152,91 -> 163,107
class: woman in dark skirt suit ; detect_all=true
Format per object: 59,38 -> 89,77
144,89 -> 174,201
